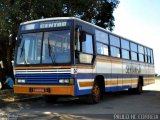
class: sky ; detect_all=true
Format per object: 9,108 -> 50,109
113,0 -> 160,74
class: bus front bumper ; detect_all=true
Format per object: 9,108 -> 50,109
14,85 -> 74,96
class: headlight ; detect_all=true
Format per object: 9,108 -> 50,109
17,79 -> 26,83
59,79 -> 64,83
21,79 -> 25,83
59,79 -> 69,84
58,79 -> 74,84
64,79 -> 69,83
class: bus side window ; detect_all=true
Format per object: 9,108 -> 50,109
75,30 -> 94,64
81,34 -> 93,54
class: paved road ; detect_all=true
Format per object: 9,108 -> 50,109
0,80 -> 160,120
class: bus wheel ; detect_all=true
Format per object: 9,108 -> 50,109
87,82 -> 101,104
44,95 -> 58,103
129,81 -> 143,94
136,81 -> 143,94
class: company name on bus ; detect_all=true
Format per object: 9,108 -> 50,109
126,65 -> 141,74
40,21 -> 67,29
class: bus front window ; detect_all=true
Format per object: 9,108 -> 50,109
16,30 -> 71,65
16,32 -> 42,64
42,30 -> 71,64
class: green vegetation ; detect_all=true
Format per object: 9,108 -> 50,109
0,0 -> 119,76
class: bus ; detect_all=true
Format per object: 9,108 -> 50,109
14,17 -> 155,104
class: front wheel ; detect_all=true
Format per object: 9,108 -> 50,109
87,82 -> 101,104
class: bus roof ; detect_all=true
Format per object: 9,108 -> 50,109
20,17 -> 76,25
20,17 -> 153,50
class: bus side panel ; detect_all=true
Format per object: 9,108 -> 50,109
122,60 -> 133,89
74,67 -> 94,96
111,58 -> 123,91
148,64 -> 155,84
131,61 -> 139,88
140,62 -> 148,86
95,56 -> 112,92
143,62 -> 149,86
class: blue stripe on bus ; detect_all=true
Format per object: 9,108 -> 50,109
77,74 -> 94,79
77,73 -> 153,79
75,89 -> 92,96
74,85 -> 132,96
105,85 -> 132,92
15,72 -> 154,85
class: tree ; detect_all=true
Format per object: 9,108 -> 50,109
0,0 -> 119,75
62,0 -> 119,31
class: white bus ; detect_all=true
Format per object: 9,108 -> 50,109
14,17 -> 155,104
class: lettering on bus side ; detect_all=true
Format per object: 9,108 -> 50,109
126,65 -> 141,74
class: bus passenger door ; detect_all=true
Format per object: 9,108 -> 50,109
74,28 -> 95,95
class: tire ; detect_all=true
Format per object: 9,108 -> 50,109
136,81 -> 143,94
44,95 -> 58,103
87,82 -> 101,104
129,80 -> 143,94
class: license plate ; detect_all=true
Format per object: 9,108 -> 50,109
33,88 -> 45,92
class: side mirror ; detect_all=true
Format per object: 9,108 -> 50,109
17,35 -> 22,47
80,31 -> 86,42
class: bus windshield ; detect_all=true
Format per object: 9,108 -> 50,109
16,30 -> 71,65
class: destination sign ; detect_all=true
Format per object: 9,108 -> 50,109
40,21 -> 67,29
21,20 -> 71,31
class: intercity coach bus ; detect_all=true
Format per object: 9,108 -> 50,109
14,17 -> 155,103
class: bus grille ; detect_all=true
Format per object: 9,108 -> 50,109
15,73 -> 72,84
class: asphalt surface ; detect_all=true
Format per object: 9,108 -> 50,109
0,80 -> 160,120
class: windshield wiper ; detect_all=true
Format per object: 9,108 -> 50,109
19,41 -> 29,64
20,39 -> 25,58
48,38 -> 56,64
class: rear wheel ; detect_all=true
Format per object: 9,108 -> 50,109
136,81 -> 143,94
87,82 -> 101,104
129,80 -> 143,94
